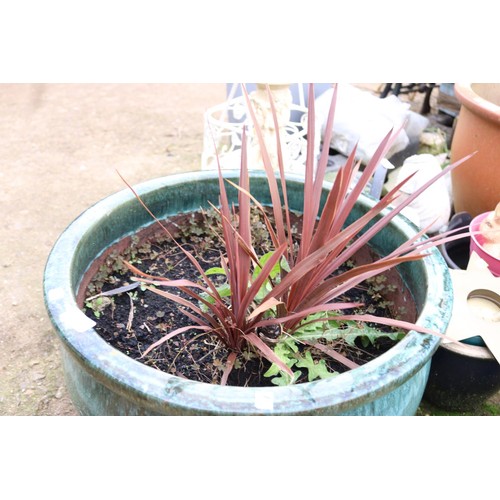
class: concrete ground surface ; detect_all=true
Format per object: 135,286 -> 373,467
0,84 -> 225,415
1,83 -> 498,416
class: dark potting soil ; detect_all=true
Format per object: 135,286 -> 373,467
81,208 -> 407,387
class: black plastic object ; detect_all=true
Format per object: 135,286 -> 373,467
424,342 -> 500,412
440,211 -> 472,270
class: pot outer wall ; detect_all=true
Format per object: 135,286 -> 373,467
43,170 -> 452,415
451,83 -> 500,217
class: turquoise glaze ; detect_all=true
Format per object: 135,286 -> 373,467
43,170 -> 453,415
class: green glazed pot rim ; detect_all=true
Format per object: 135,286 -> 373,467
43,170 -> 451,414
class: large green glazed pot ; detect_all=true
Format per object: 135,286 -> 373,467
43,170 -> 452,415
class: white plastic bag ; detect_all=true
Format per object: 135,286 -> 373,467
385,154 -> 452,233
315,84 -> 411,164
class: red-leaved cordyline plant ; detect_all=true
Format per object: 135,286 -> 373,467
122,83 -> 473,385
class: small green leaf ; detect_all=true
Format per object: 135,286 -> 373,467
199,283 -> 232,311
294,312 -> 404,348
269,370 -> 301,386
252,251 -> 274,280
295,351 -> 336,382
205,267 -> 227,276
263,338 -> 298,378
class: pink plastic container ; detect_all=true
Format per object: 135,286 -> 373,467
470,211 -> 500,277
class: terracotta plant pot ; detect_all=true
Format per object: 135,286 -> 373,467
43,170 -> 452,415
450,83 -> 500,218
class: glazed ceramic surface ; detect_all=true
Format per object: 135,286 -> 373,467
44,170 -> 452,415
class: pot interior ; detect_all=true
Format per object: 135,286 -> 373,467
471,83 -> 500,106
76,210 -> 418,324
73,173 -> 427,319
